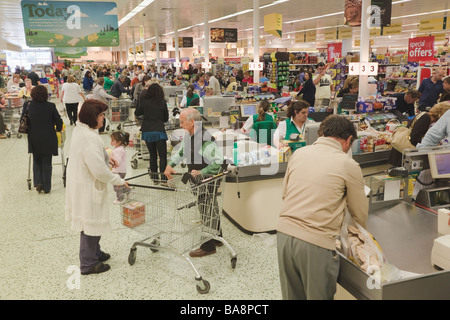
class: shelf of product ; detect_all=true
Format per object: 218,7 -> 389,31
263,52 -> 290,92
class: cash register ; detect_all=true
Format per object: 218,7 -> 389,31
402,147 -> 450,270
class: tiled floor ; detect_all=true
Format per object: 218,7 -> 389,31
0,100 -> 380,300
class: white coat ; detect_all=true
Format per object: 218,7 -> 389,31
65,122 -> 124,236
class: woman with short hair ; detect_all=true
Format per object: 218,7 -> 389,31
65,99 -> 129,275
22,85 -> 64,193
61,75 -> 85,125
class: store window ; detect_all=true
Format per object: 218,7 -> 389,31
5,50 -> 52,71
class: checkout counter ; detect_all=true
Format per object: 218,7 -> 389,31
338,146 -> 450,299
222,129 -> 450,299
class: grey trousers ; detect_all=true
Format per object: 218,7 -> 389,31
79,231 -> 102,273
277,232 -> 340,300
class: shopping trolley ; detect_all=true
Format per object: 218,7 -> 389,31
121,171 -> 237,294
107,98 -> 134,132
2,94 -> 25,138
27,125 -> 67,190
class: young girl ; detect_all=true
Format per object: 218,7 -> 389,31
110,131 -> 130,204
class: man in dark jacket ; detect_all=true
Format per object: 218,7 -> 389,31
110,75 -> 130,98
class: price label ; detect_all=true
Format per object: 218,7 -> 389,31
202,62 -> 212,69
174,62 -> 181,68
249,62 -> 264,71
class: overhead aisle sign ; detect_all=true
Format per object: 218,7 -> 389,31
264,13 -> 282,38
21,1 -> 119,47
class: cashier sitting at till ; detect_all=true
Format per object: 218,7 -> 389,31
273,100 -> 315,149
241,100 -> 274,133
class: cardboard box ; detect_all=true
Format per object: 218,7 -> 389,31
122,201 -> 146,228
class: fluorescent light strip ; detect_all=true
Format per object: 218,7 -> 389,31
392,8 -> 450,19
119,0 -> 156,26
162,0 -> 289,36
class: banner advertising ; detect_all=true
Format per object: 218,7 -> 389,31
151,43 -> 167,51
21,1 -> 119,47
172,37 -> 193,48
370,0 -> 392,28
408,36 -> 435,62
345,0 -> 362,27
54,47 -> 87,58
211,28 -> 238,43
264,13 -> 282,38
327,43 -> 342,62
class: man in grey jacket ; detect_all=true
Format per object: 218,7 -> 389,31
277,115 -> 368,300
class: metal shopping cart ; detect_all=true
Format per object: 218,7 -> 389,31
27,124 -> 67,190
2,94 -> 25,138
107,98 -> 134,132
120,171 -> 237,294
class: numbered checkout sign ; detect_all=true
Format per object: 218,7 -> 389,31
349,62 -> 378,76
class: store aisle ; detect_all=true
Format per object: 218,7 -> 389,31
0,100 -> 364,300
0,100 -> 282,300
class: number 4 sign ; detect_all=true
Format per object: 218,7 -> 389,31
349,62 -> 378,76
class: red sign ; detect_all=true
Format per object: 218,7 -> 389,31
327,43 -> 342,62
408,36 -> 435,62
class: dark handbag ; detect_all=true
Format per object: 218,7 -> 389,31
18,101 -> 31,134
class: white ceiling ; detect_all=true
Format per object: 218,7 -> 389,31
1,0 -> 450,51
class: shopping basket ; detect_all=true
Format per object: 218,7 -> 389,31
120,171 -> 237,294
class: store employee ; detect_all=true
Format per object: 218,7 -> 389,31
390,89 -> 421,122
273,100 -> 315,149
241,100 -> 274,133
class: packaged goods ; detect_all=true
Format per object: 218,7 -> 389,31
122,201 -> 146,228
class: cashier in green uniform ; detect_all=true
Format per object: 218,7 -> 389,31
273,100 -> 315,149
164,108 -> 224,258
241,100 -> 274,133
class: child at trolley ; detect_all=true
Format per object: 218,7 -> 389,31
110,131 -> 130,204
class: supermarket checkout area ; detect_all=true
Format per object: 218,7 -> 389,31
337,146 -> 450,300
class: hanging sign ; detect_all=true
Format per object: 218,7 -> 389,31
54,47 -> 87,58
324,29 -> 338,41
382,23 -> 402,36
408,36 -> 435,62
370,0 -> 392,28
211,28 -> 238,43
21,1 -> 119,47
338,28 -> 353,39
264,13 -> 282,38
419,17 -> 445,32
344,0 -> 362,27
327,43 -> 342,62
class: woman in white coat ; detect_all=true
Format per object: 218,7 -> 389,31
65,99 -> 129,275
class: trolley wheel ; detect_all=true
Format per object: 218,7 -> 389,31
128,247 -> 137,265
117,124 -> 122,131
150,239 -> 159,252
27,179 -> 31,190
196,280 -> 210,294
131,159 -> 138,169
17,133 -> 22,139
231,257 -> 237,269
105,125 -> 110,132
6,132 -> 11,138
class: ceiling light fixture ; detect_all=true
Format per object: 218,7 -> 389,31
119,0 -> 156,26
